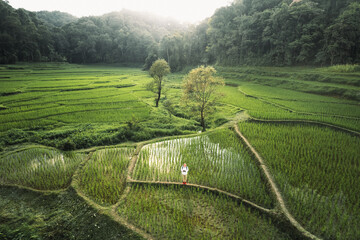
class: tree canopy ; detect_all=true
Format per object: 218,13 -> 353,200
207,0 -> 360,66
149,59 -> 171,107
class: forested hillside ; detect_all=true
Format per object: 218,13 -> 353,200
35,11 -> 77,27
208,0 -> 360,65
1,0 -> 359,68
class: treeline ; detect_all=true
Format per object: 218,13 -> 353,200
1,0 -> 359,68
0,0 -> 65,63
208,0 -> 360,66
0,0 -> 186,65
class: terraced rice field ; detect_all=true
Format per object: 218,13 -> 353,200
238,122 -> 360,239
1,64 -> 359,239
133,129 -> 273,208
117,184 -> 289,240
0,64 -> 151,132
0,147 -> 84,190
219,66 -> 360,131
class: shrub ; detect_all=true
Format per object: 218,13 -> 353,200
58,139 -> 76,151
325,64 -> 360,72
3,129 -> 29,145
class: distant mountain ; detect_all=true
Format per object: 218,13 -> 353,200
36,11 -> 77,27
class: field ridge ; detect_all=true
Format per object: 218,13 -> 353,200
128,179 -> 275,215
71,149 -> 152,239
248,117 -> 360,137
234,124 -> 321,240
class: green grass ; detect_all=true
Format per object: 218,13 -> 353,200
0,148 -> 83,190
133,129 -> 274,208
248,111 -> 360,132
238,122 -> 360,239
79,148 -> 134,205
118,184 -> 290,240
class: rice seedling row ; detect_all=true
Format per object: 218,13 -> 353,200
2,91 -> 125,109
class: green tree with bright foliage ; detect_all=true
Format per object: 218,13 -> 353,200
149,59 -> 171,107
182,66 -> 224,132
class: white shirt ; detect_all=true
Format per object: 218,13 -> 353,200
181,166 -> 189,175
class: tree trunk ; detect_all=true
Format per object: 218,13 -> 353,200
200,109 -> 206,132
167,48 -> 170,68
155,78 -> 162,107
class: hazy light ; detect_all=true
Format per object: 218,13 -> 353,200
8,0 -> 232,23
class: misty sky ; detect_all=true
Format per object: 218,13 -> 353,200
8,0 -> 232,23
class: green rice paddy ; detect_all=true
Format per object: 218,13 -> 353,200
238,122 -> 360,239
0,63 -> 359,239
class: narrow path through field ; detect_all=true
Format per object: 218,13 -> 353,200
127,178 -> 276,216
111,143 -> 154,240
71,151 -> 108,211
0,183 -> 67,194
234,124 -> 321,240
112,140 -> 280,239
248,117 -> 360,137
68,149 -> 153,239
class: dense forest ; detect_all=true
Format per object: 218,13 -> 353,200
0,0 -> 359,69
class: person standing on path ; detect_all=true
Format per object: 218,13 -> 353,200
181,163 -> 189,185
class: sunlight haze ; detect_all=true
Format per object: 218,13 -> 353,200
8,0 -> 232,23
